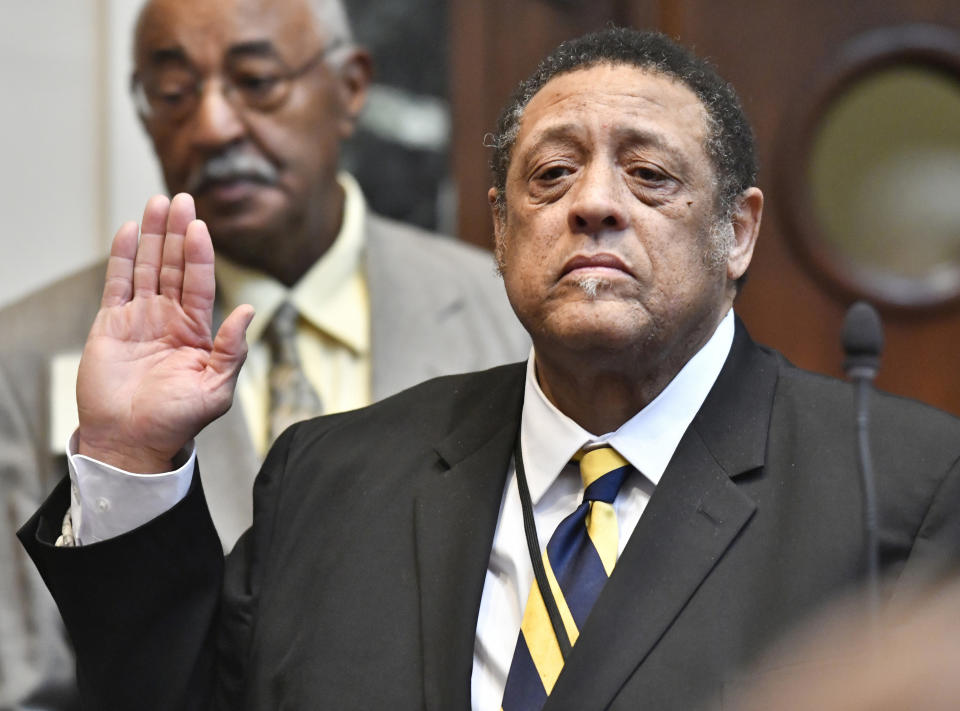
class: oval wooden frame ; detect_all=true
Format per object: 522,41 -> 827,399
776,23 -> 960,312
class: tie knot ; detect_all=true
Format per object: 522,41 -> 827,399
575,446 -> 630,503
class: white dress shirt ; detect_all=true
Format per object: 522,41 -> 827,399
65,311 -> 735,709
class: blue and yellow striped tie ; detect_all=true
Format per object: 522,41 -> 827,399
501,446 -> 631,711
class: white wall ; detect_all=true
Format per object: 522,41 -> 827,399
105,0 -> 165,241
0,0 -> 163,310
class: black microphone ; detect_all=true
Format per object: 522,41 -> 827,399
842,301 -> 884,380
841,301 -> 883,625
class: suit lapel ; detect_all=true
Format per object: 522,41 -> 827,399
365,215 -> 473,400
546,320 -> 780,711
414,365 -> 526,711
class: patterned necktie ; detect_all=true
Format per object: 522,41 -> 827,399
264,301 -> 323,439
501,446 -> 631,711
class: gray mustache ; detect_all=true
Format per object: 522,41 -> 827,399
185,150 -> 279,193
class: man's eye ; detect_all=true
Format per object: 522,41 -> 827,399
157,89 -> 188,106
149,84 -> 192,106
235,73 -> 282,97
536,165 -> 571,181
631,166 -> 667,182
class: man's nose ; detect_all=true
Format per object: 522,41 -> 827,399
187,78 -> 247,149
567,163 -> 629,234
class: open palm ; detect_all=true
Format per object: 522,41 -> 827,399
76,194 -> 254,472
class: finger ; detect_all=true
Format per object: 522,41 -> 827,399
133,195 -> 171,297
181,219 -> 216,326
100,221 -> 139,308
158,193 -> 196,302
204,304 -> 255,418
209,304 -> 255,377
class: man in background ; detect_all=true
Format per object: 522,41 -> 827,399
0,0 -> 526,707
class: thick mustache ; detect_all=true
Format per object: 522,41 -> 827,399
185,150 -> 279,193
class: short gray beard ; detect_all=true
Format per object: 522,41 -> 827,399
574,275 -> 610,297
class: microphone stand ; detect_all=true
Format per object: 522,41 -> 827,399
852,365 -> 880,625
842,301 -> 884,630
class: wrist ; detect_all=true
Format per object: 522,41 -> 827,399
76,436 -> 174,474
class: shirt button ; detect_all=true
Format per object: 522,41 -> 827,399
95,497 -> 111,513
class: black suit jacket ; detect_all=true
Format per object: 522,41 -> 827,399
20,322 -> 960,710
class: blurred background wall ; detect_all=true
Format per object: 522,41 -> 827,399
1,0 -> 163,310
3,0 -> 960,414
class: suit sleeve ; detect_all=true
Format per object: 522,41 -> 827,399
18,471 -> 223,710
17,421 -> 300,711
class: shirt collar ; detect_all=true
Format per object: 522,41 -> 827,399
215,172 -> 369,354
519,309 -> 735,503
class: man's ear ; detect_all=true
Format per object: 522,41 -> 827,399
335,48 -> 372,138
488,186 -> 505,239
726,187 -> 763,282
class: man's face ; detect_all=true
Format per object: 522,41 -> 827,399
134,0 -> 366,267
493,63 -> 750,371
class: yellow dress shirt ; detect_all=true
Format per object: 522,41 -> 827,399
215,173 -> 372,456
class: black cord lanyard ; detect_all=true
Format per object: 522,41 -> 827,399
513,434 -> 573,659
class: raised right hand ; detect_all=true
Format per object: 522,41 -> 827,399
76,194 -> 254,473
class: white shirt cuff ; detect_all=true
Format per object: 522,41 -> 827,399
66,431 -> 196,545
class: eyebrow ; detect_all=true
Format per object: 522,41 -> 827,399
144,41 -> 281,69
146,46 -> 190,66
225,41 -> 281,60
612,126 -> 692,169
517,123 -> 588,164
526,122 -> 585,146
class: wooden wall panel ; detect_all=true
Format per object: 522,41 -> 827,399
676,1 -> 960,411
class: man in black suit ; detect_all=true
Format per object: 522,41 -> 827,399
20,28 -> 960,710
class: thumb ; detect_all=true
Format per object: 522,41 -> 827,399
208,304 -> 255,378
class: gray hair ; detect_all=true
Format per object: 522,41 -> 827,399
309,0 -> 354,46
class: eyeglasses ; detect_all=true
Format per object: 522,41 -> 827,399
131,39 -> 345,124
